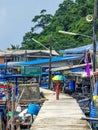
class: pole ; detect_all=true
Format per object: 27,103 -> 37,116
5,58 -> 7,75
58,30 -> 92,38
25,50 -> 27,62
93,0 -> 98,72
48,34 -> 52,89
32,38 -> 48,50
11,84 -> 15,130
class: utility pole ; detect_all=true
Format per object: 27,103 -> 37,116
93,0 -> 98,72
48,34 -> 52,89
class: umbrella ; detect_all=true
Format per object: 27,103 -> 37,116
52,75 -> 64,81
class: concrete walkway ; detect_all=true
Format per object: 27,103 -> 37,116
30,88 -> 91,130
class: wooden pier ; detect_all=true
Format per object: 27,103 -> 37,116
30,88 -> 91,130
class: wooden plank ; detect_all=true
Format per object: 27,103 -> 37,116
49,63 -> 92,72
30,88 -> 91,130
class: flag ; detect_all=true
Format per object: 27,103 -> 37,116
84,51 -> 90,77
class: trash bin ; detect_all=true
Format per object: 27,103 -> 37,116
27,103 -> 40,115
69,80 -> 75,91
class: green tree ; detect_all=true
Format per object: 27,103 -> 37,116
7,44 -> 20,50
31,9 -> 53,32
20,0 -> 96,52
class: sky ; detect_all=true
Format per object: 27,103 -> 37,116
0,0 -> 64,50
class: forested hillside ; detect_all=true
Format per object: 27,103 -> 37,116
10,0 -> 97,52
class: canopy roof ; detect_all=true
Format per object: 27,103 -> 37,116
60,43 -> 98,55
8,55 -> 82,66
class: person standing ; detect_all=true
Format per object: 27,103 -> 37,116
55,81 -> 60,100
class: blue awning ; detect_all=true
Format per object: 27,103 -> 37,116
59,43 -> 98,54
9,55 -> 82,66
0,64 -> 5,67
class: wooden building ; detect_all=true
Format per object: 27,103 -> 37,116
0,50 -> 59,63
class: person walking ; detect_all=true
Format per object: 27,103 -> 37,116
55,81 -> 60,100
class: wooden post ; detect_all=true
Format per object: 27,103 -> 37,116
6,83 -> 11,130
81,117 -> 98,121
11,84 -> 15,130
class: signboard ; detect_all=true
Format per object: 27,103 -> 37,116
21,66 -> 42,76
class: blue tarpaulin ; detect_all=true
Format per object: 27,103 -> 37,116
0,64 -> 5,67
59,43 -> 98,54
9,55 -> 82,66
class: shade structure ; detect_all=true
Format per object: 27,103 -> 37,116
52,75 -> 64,81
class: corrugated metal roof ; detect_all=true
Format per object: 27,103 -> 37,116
0,50 -> 59,56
